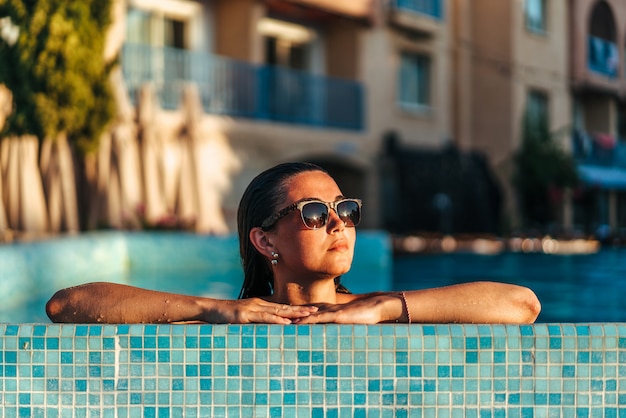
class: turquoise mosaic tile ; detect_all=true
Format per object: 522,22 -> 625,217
0,324 -> 625,417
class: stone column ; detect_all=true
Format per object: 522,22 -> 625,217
562,188 -> 573,234
609,190 -> 617,232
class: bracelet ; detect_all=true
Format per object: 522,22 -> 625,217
400,291 -> 412,324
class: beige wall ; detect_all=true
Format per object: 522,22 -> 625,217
214,0 -> 260,61
361,2 -> 452,151
513,0 -> 571,147
325,21 -> 361,79
465,0 -> 513,165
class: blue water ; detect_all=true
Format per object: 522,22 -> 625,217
392,248 -> 626,323
4,232 -> 625,324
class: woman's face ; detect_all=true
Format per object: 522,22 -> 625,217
268,170 -> 357,280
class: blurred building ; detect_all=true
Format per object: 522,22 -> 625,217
569,0 -> 626,237
117,0 -> 626,235
451,0 -> 626,236
452,0 -> 572,229
118,0 -> 451,230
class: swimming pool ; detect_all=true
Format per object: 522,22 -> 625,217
1,231 -> 622,323
393,249 -> 626,323
1,233 -> 625,416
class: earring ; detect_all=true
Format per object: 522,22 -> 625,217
271,251 -> 279,266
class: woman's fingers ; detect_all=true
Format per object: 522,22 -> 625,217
292,310 -> 347,324
257,301 -> 317,318
293,303 -> 381,324
234,299 -> 318,324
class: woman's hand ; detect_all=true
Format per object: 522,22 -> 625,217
292,294 -> 402,324
206,298 -> 318,324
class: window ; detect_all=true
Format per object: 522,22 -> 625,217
126,8 -> 187,49
123,1 -> 202,108
398,52 -> 431,110
258,18 -> 316,70
525,0 -> 547,34
526,89 -> 549,139
588,1 -> 618,77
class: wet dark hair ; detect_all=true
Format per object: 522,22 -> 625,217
237,162 -> 351,299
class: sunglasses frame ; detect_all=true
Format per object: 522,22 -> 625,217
260,198 -> 362,231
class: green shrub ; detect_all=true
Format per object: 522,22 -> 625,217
0,0 -> 115,153
513,112 -> 578,227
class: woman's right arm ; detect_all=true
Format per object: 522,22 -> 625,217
296,281 -> 541,324
45,282 -> 316,324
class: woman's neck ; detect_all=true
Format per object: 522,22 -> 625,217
270,279 -> 338,305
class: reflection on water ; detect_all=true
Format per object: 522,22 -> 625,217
392,249 -> 626,323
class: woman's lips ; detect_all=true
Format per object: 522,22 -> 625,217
329,240 -> 349,251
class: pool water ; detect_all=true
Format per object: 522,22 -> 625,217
3,231 -> 623,324
392,248 -> 626,323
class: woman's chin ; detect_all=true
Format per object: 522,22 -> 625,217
329,261 -> 353,277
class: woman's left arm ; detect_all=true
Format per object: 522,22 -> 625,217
296,281 -> 541,324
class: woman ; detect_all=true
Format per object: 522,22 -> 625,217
46,162 -> 541,324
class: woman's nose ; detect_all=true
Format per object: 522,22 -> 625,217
326,208 -> 345,232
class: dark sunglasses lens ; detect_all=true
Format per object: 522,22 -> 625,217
301,202 -> 329,229
337,200 -> 361,227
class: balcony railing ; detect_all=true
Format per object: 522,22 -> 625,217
121,43 -> 364,131
587,35 -> 619,78
572,131 -> 626,168
392,0 -> 443,20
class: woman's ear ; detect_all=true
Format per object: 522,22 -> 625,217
249,227 -> 275,258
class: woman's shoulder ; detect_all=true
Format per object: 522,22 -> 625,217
336,292 -> 357,303
336,290 -> 392,304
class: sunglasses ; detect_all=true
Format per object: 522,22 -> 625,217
260,198 -> 362,230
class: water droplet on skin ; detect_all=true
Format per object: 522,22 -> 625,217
165,300 -> 170,304
96,318 -> 102,323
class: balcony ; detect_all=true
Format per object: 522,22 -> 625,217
572,132 -> 626,167
121,43 -> 364,131
387,0 -> 443,37
392,0 -> 443,20
282,0 -> 374,21
588,35 -> 619,78
572,131 -> 626,190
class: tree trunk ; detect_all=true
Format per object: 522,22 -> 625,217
138,84 -> 167,224
18,136 -> 48,233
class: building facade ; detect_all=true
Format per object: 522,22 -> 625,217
117,0 -> 451,230
452,0 -> 572,231
116,0 -> 626,236
569,0 -> 626,237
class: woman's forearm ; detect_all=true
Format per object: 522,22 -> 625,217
404,281 -> 541,324
46,282 -> 213,324
46,282 -> 319,324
